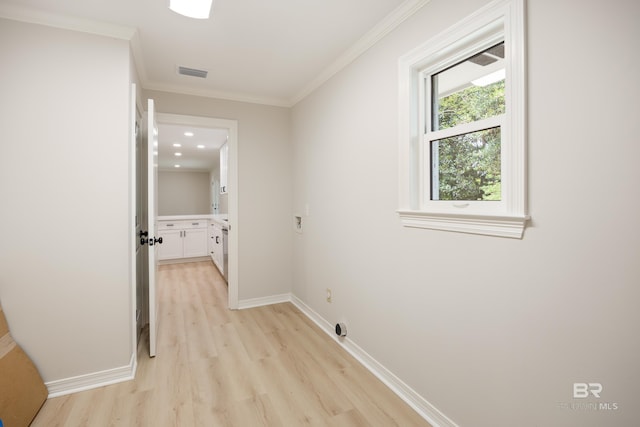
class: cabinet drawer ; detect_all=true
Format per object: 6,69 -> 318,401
157,221 -> 185,230
184,220 -> 207,229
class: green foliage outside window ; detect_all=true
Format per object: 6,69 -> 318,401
433,80 -> 504,201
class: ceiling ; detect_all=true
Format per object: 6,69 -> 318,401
157,123 -> 228,171
1,0 -> 428,171
0,0 -> 426,107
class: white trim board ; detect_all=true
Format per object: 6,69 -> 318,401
237,293 -> 293,310
238,292 -> 457,426
154,113 -> 239,311
0,3 -> 136,40
46,354 -> 136,398
290,295 -> 459,427
43,292 -> 457,426
290,0 -> 431,106
0,1 -> 430,108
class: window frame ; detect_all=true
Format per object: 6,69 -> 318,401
398,0 -> 528,238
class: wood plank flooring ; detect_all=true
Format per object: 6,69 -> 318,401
31,261 -> 431,426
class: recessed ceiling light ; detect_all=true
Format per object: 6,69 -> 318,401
169,0 -> 212,19
173,143 -> 182,147
174,164 -> 181,168
184,131 -> 194,137
174,152 -> 182,156
197,144 -> 205,149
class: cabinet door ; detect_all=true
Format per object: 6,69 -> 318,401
212,226 -> 224,273
208,225 -> 216,261
158,229 -> 183,260
220,142 -> 228,194
183,228 -> 208,258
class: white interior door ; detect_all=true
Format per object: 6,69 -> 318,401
146,99 -> 159,357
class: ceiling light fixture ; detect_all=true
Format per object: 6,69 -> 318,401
197,144 -> 205,149
173,143 -> 182,147
174,164 -> 181,168
169,0 -> 213,19
184,131 -> 194,137
174,152 -> 182,156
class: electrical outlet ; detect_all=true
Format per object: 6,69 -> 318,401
326,288 -> 332,303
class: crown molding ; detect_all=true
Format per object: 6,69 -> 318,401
146,0 -> 431,108
144,81 -> 292,108
0,3 -> 136,40
0,0 -> 430,109
289,0 -> 431,106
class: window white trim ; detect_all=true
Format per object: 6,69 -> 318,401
398,0 -> 528,238
397,210 -> 528,239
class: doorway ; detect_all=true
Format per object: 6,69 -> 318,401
154,112 -> 239,310
131,102 -> 239,364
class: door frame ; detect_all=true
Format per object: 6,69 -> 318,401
155,112 -> 239,310
129,106 -> 240,373
129,83 -> 142,372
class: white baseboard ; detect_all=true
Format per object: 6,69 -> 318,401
237,292 -> 293,309
45,353 -> 136,398
44,295 -> 454,426
290,295 -> 459,427
158,256 -> 211,265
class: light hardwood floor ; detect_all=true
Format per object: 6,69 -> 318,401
32,261 -> 431,426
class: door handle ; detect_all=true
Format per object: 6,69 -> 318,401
142,236 -> 163,246
139,230 -> 149,245
148,236 -> 163,246
215,236 -> 219,244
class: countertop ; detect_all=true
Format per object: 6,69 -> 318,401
157,214 -> 228,230
210,214 -> 229,230
157,214 -> 214,221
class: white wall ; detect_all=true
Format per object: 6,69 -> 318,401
291,0 -> 640,426
158,170 -> 210,215
145,90 -> 292,301
0,20 -> 133,383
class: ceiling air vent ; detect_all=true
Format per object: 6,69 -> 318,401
178,66 -> 208,79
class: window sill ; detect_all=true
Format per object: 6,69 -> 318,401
397,210 -> 529,239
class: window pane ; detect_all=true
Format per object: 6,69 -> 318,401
431,127 -> 501,201
431,43 -> 505,131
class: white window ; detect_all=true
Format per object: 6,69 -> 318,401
398,0 -> 528,238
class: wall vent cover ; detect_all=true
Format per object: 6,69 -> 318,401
178,66 -> 208,79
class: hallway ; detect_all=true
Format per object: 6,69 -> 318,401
32,261 -> 429,426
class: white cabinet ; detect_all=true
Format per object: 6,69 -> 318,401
158,220 -> 208,260
219,142 -> 228,194
183,227 -> 208,258
158,228 -> 183,260
209,221 -> 225,276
